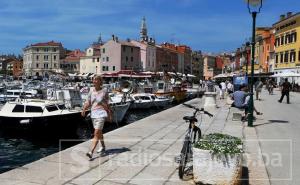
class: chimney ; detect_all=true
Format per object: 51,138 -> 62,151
126,38 -> 130,42
280,14 -> 285,21
287,12 -> 292,18
112,34 -> 115,41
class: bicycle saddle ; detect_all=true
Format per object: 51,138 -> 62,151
183,116 -> 197,122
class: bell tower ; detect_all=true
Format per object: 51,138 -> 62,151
140,16 -> 148,41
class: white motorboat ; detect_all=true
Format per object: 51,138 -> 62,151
0,98 -> 83,131
129,93 -> 171,109
0,89 -> 39,102
130,93 -> 154,109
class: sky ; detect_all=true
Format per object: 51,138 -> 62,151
0,0 -> 300,55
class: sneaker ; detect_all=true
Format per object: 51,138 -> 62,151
97,147 -> 106,153
278,100 -> 282,103
86,152 -> 93,159
257,112 -> 263,115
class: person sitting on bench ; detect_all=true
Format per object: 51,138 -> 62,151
231,85 -> 262,116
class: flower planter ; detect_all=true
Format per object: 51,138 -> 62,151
193,133 -> 243,185
193,148 -> 242,184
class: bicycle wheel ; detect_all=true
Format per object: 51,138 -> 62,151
192,126 -> 201,144
178,139 -> 190,179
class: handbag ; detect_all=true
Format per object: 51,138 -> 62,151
226,96 -> 234,105
102,104 -> 113,123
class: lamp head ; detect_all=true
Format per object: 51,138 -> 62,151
245,0 -> 263,13
247,0 -> 262,7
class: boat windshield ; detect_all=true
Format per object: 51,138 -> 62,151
25,105 -> 43,113
57,104 -> 66,110
46,105 -> 58,112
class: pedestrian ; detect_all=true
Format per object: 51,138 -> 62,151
206,77 -> 215,92
227,81 -> 233,94
231,85 -> 262,121
254,79 -> 263,100
199,79 -> 203,89
267,78 -> 275,95
219,81 -> 226,99
278,78 -> 291,104
81,75 -> 112,159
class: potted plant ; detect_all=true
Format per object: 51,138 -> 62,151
193,133 -> 243,185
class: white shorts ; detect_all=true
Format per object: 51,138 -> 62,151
92,118 -> 105,130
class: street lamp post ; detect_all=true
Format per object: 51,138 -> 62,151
246,0 -> 263,127
245,42 -> 250,76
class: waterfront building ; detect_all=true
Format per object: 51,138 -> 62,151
1,58 -> 23,77
60,49 -> 85,74
273,12 -> 300,75
177,45 -> 192,74
81,35 -> 141,74
131,39 -> 156,72
192,51 -> 203,80
156,43 -> 178,73
178,52 -> 184,74
203,55 -> 216,80
80,45 -> 101,74
23,41 -> 65,77
102,36 -> 141,73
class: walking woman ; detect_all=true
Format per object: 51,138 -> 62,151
81,75 -> 111,159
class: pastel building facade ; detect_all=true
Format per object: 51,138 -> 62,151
273,12 -> 300,75
23,41 -> 65,76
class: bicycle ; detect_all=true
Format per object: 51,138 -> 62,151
178,103 -> 213,179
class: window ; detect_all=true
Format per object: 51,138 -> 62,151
290,50 -> 296,62
97,58 -> 99,62
291,32 -> 297,42
106,57 -> 109,62
113,66 -> 116,71
131,57 -> 133,62
36,55 -> 39,61
299,50 -> 300,61
284,51 -> 289,63
102,48 -> 105,53
280,52 -> 284,63
102,66 -> 106,71
36,48 -> 39,52
54,63 -> 57,68
12,105 -> 24,112
36,64 -> 39,68
126,56 -> 128,62
53,48 -> 57,52
46,105 -> 58,112
58,104 -> 66,110
275,38 -> 279,47
281,35 -> 284,45
44,48 -> 48,52
54,55 -> 57,61
123,46 -> 126,52
44,55 -> 49,61
26,106 -> 43,113
131,48 -> 133,53
285,33 -> 290,44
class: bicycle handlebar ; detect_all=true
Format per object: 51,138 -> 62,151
182,103 -> 213,117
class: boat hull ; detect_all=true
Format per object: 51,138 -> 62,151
0,112 -> 84,132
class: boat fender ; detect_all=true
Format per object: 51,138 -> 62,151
20,119 -> 31,125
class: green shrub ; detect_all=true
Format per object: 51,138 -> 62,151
194,133 -> 243,154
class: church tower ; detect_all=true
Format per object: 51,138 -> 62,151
140,16 -> 148,41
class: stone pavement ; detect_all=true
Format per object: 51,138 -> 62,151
0,97 -> 270,185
